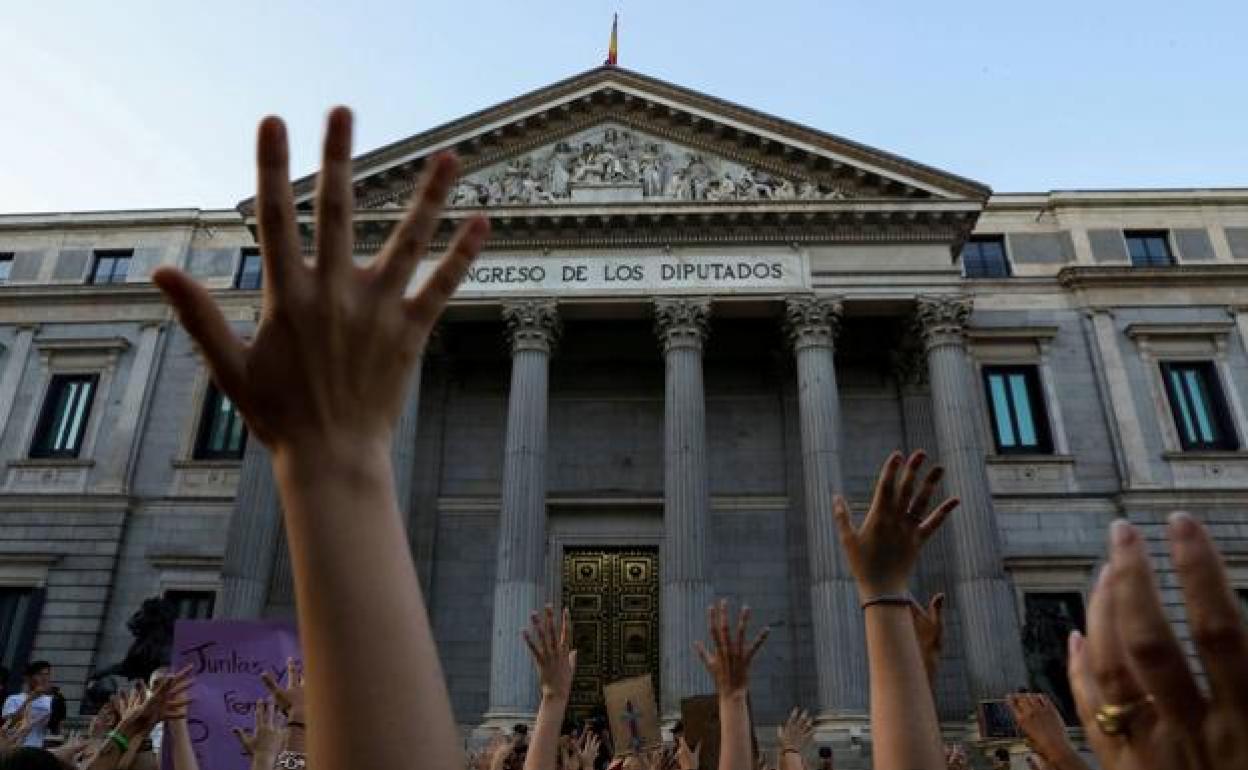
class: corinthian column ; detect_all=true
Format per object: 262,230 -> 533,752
220,440 -> 281,618
784,297 -> 868,730
915,296 -> 1027,700
485,300 -> 560,725
655,297 -> 715,716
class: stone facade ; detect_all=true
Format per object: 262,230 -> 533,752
2,68 -> 1248,762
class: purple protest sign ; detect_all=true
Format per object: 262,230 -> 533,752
164,619 -> 301,770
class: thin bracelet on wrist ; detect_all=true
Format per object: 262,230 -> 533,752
860,592 -> 912,609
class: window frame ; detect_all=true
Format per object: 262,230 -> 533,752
1159,360 -> 1239,451
234,248 -> 263,290
0,253 -> 13,284
89,249 -> 133,285
1124,230 -> 1175,267
163,589 -> 216,620
981,364 -> 1054,455
961,235 -> 1012,279
192,384 -> 248,460
0,586 -> 45,695
29,373 -> 100,459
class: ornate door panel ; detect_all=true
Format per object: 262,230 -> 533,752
562,547 -> 660,723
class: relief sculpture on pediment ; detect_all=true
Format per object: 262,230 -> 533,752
440,124 -> 851,207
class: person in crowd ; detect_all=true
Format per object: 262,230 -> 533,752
521,606 -> 575,770
2,662 -> 54,749
990,747 -> 1010,770
815,747 -> 833,770
261,657 -> 307,769
834,450 -> 959,770
233,699 -> 287,770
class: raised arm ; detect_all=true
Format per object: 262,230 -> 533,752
776,708 -> 813,770
833,450 -> 958,770
694,601 -> 769,770
524,606 -> 577,770
152,108 -> 488,770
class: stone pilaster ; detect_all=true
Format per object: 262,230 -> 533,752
0,325 -> 37,457
98,321 -> 164,493
219,439 -> 281,618
484,300 -> 560,725
655,297 -> 715,716
784,297 -> 868,730
915,296 -> 1027,701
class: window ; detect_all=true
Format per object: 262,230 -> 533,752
89,250 -> 132,284
1238,589 -> 1248,624
30,374 -> 98,458
1022,591 -> 1085,723
1125,231 -> 1174,267
235,248 -> 262,290
983,365 -> 1053,454
164,590 -> 215,620
1160,361 -> 1238,451
194,384 -> 247,459
0,588 -> 44,694
0,253 -> 12,284
961,236 -> 1010,278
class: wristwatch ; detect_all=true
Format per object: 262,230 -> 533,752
276,750 -> 307,770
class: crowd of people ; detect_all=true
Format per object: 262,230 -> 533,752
2,107 -> 1246,770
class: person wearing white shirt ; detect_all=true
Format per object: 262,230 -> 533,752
1,660 -> 54,748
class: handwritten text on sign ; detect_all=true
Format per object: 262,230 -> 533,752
414,254 -> 809,297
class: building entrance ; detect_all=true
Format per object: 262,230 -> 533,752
561,547 -> 660,723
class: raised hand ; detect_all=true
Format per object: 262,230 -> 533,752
675,737 -> 700,770
834,450 -> 957,599
579,730 -> 602,769
158,666 -> 195,722
777,708 -> 813,754
523,606 -> 577,701
232,699 -> 288,764
944,744 -> 967,770
1068,514 -> 1248,770
909,593 -> 945,685
152,110 -> 489,456
488,735 -> 516,770
694,600 -> 769,700
1006,693 -> 1088,770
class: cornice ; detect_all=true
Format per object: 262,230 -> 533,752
1057,264 -> 1248,290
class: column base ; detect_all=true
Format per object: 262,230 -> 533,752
473,710 -> 537,742
812,712 -> 870,766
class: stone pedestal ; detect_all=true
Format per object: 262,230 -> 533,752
916,296 -> 1028,700
784,297 -> 868,737
655,297 -> 715,717
483,300 -> 560,728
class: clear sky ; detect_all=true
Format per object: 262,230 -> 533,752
2,0 -> 1245,213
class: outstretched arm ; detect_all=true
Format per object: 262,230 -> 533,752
834,450 -> 958,770
153,108 -> 488,770
524,606 -> 577,770
695,601 -> 768,770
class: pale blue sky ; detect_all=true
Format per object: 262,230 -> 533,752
2,0 -> 1245,213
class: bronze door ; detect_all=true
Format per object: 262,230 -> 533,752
562,547 -> 660,723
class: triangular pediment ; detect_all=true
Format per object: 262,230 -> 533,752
241,67 -> 990,216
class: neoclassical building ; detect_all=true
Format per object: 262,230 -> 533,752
2,67 -> 1247,757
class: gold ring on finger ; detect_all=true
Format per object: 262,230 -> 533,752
1094,695 -> 1153,737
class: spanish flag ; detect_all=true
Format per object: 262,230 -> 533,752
605,14 -> 618,66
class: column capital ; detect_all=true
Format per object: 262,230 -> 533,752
502,299 -> 560,355
654,297 -> 711,353
914,295 -> 973,349
784,296 -> 843,351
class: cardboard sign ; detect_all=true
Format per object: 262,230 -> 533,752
162,620 -> 302,770
604,675 -> 661,756
976,700 -> 1021,738
680,695 -> 720,770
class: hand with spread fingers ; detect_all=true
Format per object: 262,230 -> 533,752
777,708 -> 813,770
151,109 -> 487,770
579,729 -> 602,770
233,699 -> 288,770
1068,514 -> 1248,770
834,450 -> 958,600
1006,693 -> 1088,770
695,600 -> 768,770
261,657 -> 306,753
909,593 -> 945,687
694,600 -> 770,701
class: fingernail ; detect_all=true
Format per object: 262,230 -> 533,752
1110,519 -> 1137,547
1169,511 -> 1198,539
1067,630 -> 1083,656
